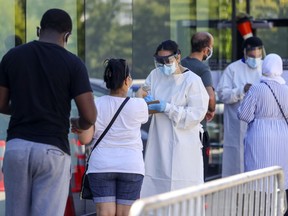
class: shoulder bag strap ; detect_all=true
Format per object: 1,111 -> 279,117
86,97 -> 130,162
263,82 -> 288,125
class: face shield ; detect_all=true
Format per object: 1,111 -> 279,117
153,53 -> 178,76
244,46 -> 266,69
244,46 -> 266,59
154,53 -> 178,67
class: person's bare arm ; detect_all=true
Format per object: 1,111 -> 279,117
0,86 -> 11,115
205,86 -> 216,122
244,83 -> 252,93
73,92 -> 97,130
71,123 -> 95,145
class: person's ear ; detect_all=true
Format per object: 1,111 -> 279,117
176,53 -> 181,63
64,32 -> 71,43
124,77 -> 129,86
36,27 -> 41,37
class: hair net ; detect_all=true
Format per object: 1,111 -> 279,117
260,53 -> 285,84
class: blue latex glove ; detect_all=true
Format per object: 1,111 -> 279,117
144,95 -> 155,103
148,101 -> 166,112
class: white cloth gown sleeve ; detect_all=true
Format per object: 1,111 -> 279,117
141,69 -> 209,198
216,59 -> 262,177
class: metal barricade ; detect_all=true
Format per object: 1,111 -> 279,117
129,166 -> 286,216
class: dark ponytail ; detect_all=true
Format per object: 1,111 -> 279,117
103,58 -> 129,91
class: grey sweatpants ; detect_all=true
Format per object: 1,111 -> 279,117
3,138 -> 71,216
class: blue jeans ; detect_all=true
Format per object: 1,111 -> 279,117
88,172 -> 144,205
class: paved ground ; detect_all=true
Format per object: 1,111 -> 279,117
0,191 -> 96,216
0,191 -> 5,215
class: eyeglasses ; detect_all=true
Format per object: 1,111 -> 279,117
245,47 -> 263,58
154,53 -> 178,66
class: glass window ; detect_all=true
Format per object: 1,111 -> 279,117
84,0 -> 133,78
0,0 -> 20,143
132,0 -> 170,79
0,0 -> 18,59
250,1 -> 288,70
26,0 -> 78,54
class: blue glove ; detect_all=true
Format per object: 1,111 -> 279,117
144,95 -> 155,103
148,101 -> 166,112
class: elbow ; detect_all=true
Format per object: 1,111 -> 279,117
79,119 -> 96,130
79,139 -> 92,145
0,104 -> 11,115
79,110 -> 97,130
78,125 -> 95,145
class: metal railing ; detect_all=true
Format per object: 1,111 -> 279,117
129,166 -> 286,216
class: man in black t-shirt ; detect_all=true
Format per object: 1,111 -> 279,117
0,9 -> 96,216
181,32 -> 216,181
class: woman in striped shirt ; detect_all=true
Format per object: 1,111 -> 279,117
238,53 -> 288,215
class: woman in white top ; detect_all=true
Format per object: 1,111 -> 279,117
73,58 -> 148,216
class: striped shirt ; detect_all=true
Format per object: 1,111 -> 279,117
238,80 -> 288,189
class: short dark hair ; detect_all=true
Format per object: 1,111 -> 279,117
191,32 -> 211,52
242,36 -> 263,51
154,40 -> 180,56
40,8 -> 72,33
103,59 -> 129,90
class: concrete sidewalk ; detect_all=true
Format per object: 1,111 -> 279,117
0,191 -> 96,216
72,192 -> 96,215
0,191 -> 4,215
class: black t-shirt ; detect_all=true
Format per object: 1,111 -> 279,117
0,41 -> 92,155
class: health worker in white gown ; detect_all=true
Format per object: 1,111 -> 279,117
139,40 -> 209,198
216,36 -> 265,177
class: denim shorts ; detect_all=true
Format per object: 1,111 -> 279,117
88,172 -> 144,205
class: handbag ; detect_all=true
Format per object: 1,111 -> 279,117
80,97 -> 130,200
263,81 -> 288,125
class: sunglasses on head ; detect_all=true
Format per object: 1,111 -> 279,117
153,53 -> 178,65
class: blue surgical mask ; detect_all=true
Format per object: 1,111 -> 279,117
158,62 -> 177,76
246,57 -> 262,69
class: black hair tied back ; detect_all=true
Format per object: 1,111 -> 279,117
103,58 -> 128,91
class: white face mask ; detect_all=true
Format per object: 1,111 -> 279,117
246,57 -> 262,69
203,48 -> 213,61
159,62 -> 177,76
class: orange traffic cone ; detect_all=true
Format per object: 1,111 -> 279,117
0,140 -> 5,191
71,140 -> 86,193
237,17 -> 253,39
64,187 -> 76,216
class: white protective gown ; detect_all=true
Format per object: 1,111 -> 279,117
141,68 -> 209,198
216,59 -> 261,177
